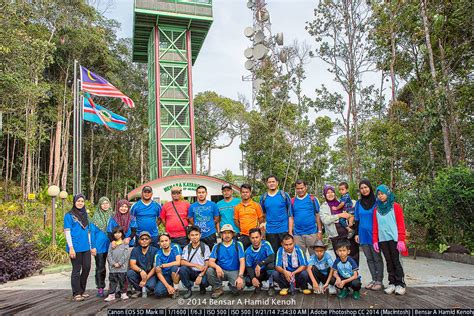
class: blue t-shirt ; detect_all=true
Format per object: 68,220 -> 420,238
354,201 -> 376,245
260,191 -> 292,234
332,257 -> 359,279
217,198 -> 241,233
376,209 -> 399,242
210,240 -> 245,271
245,240 -> 274,269
130,200 -> 161,238
292,194 -> 320,236
130,245 -> 159,273
340,193 -> 354,212
154,243 -> 182,275
308,251 -> 334,275
64,212 -> 90,253
107,217 -> 138,247
188,200 -> 219,238
90,223 -> 110,254
275,245 -> 308,272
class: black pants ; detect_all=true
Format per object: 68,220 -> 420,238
201,234 -> 217,250
266,232 -> 287,254
239,235 -> 251,249
94,253 -> 107,289
330,236 -> 360,266
338,278 -> 361,291
380,240 -> 405,287
108,272 -> 127,294
245,269 -> 273,287
70,250 -> 91,296
171,236 -> 189,249
311,267 -> 335,285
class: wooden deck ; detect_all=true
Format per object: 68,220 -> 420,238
0,287 -> 473,315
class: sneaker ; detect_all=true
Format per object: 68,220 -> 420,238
279,288 -> 289,296
337,288 -> 348,299
172,290 -> 180,299
268,287 -> 275,297
121,293 -> 129,300
347,229 -> 356,239
302,289 -> 312,295
261,281 -> 269,290
384,284 -> 396,294
395,285 -> 406,295
328,285 -> 337,295
364,281 -> 375,289
211,287 -> 224,299
104,294 -> 116,302
313,287 -> 321,294
131,291 -> 141,299
97,288 -> 105,297
371,282 -> 383,291
353,291 -> 360,300
254,286 -> 261,294
183,289 -> 193,299
199,286 -> 207,295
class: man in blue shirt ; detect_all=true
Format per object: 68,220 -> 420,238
292,179 -> 323,257
272,234 -> 311,296
216,183 -> 240,238
130,186 -> 161,247
127,231 -> 159,298
154,233 -> 182,298
207,224 -> 245,299
260,175 -> 293,254
245,228 -> 275,296
188,185 -> 220,250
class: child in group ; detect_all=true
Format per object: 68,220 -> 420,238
330,182 -> 355,238
307,240 -> 337,295
331,240 -> 361,300
104,226 -> 130,302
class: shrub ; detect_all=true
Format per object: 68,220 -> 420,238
0,227 -> 43,283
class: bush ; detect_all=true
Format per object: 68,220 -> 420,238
0,227 -> 43,283
403,166 -> 474,252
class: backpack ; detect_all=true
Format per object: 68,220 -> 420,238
291,194 -> 320,214
186,242 -> 206,262
260,190 -> 291,215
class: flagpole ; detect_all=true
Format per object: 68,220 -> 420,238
73,60 -> 78,196
78,78 -> 83,196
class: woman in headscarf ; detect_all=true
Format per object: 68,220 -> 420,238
319,185 -> 360,264
107,199 -> 137,247
354,179 -> 384,291
64,193 -> 91,301
373,184 -> 408,296
90,196 -> 114,297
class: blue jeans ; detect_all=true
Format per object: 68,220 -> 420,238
127,269 -> 157,292
179,266 -> 209,290
154,266 -> 179,297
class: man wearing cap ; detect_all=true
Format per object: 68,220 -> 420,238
127,231 -> 159,297
131,186 -> 162,246
292,179 -> 323,257
216,183 -> 240,242
160,186 -> 190,249
188,185 -> 220,249
207,224 -> 245,299
307,240 -> 337,294
234,184 -> 264,249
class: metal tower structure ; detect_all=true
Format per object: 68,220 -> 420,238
132,0 -> 213,179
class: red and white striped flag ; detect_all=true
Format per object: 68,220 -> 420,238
80,66 -> 135,108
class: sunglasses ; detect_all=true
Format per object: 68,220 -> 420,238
171,191 -> 182,194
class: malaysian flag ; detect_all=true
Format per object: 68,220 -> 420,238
80,66 -> 135,108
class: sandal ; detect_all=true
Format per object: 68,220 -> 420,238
73,295 -> 84,302
365,281 -> 375,289
81,293 -> 90,298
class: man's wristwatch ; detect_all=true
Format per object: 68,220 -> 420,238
238,274 -> 244,278
138,268 -> 143,273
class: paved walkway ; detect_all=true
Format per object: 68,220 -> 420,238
1,255 -> 473,291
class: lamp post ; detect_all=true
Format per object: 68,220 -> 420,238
47,185 -> 60,246
59,191 -> 68,216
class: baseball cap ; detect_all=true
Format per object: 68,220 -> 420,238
221,183 -> 232,190
220,224 -> 235,233
312,240 -> 328,249
142,186 -> 153,193
139,231 -> 151,238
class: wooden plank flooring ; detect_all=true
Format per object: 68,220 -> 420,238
0,287 -> 472,315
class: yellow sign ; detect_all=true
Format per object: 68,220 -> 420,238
27,193 -> 36,200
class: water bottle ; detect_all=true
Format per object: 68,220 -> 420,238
142,286 -> 147,298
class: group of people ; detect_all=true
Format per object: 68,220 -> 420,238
63,175 -> 408,303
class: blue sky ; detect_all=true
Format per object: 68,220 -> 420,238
99,0 -> 383,176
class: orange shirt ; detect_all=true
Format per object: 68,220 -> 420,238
234,200 -> 263,236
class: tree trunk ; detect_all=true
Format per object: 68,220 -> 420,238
21,141 -> 27,197
207,147 -> 212,175
52,120 -> 62,185
420,0 -> 452,167
48,131 -> 54,185
9,137 -> 16,183
4,131 -> 10,198
26,142 -> 32,196
61,111 -> 71,191
345,95 -> 353,183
